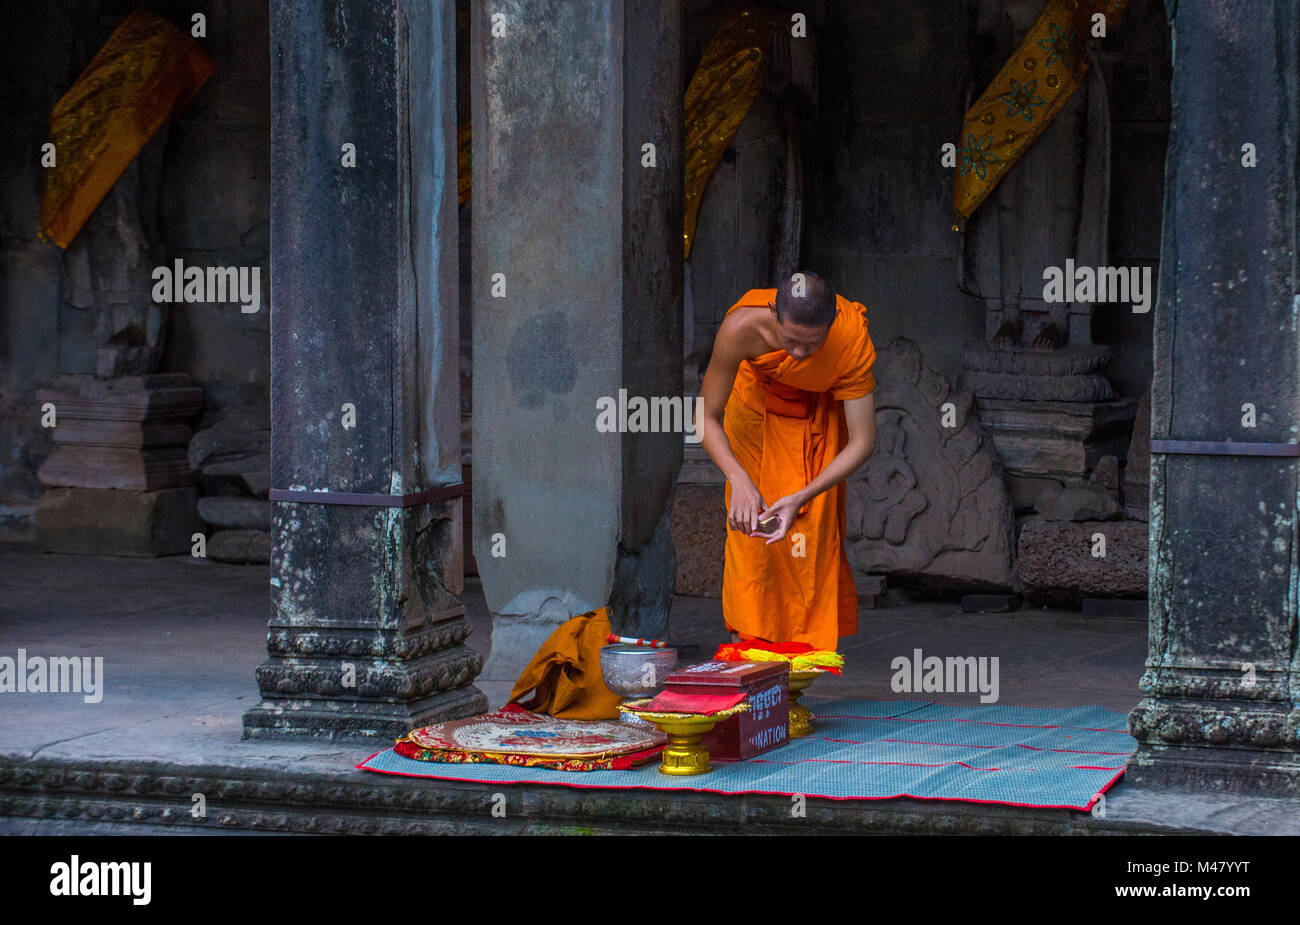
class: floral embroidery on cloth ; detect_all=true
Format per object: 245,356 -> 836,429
393,704 -> 666,772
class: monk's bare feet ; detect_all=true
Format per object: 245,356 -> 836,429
990,316 -> 1021,347
1032,321 -> 1066,350
729,631 -> 741,643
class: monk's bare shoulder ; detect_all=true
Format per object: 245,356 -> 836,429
716,306 -> 776,361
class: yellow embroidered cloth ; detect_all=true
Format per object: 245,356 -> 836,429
40,7 -> 215,249
952,0 -> 1128,226
683,6 -> 791,258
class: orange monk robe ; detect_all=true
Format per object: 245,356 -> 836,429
721,289 -> 877,652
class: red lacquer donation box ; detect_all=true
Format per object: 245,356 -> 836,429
663,660 -> 789,761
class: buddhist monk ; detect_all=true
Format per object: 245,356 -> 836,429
697,271 -> 878,651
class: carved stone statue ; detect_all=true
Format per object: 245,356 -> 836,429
36,126 -> 202,557
958,0 -> 1112,352
846,338 -> 1017,590
60,136 -> 169,379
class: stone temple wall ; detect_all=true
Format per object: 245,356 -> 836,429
673,0 -> 1168,602
4,0 -> 1166,599
797,0 -> 1166,401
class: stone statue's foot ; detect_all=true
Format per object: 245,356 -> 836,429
1031,322 -> 1067,350
990,318 -> 1022,348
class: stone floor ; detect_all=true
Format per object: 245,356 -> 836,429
1,540 -> 1297,835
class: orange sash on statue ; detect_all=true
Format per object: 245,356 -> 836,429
39,7 -> 215,249
721,289 -> 877,651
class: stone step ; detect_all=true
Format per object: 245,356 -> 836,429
38,446 -> 195,491
1018,518 -> 1148,600
0,753 -> 1266,836
35,487 -> 202,557
199,455 -> 269,498
678,443 -> 725,485
198,496 -> 270,530
207,529 -> 270,564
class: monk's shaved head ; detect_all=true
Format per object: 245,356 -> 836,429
774,271 -> 837,328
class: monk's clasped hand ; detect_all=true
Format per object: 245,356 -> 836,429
728,477 -> 767,536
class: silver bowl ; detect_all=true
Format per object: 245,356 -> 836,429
600,643 -> 678,698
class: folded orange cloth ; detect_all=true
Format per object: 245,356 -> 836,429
638,690 -> 747,716
508,607 -> 623,720
713,640 -> 843,675
715,641 -> 813,659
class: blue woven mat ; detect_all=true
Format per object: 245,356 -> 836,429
357,697 -> 1135,811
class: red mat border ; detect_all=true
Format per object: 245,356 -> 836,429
356,749 -> 1126,812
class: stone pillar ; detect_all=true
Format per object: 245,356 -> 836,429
244,0 -> 485,738
1126,0 -> 1300,792
472,0 -> 683,681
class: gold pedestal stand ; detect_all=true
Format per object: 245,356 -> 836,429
787,669 -> 825,738
620,701 -> 751,776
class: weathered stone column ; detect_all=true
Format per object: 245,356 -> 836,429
244,0 -> 485,738
472,1 -> 683,680
1127,0 -> 1300,792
